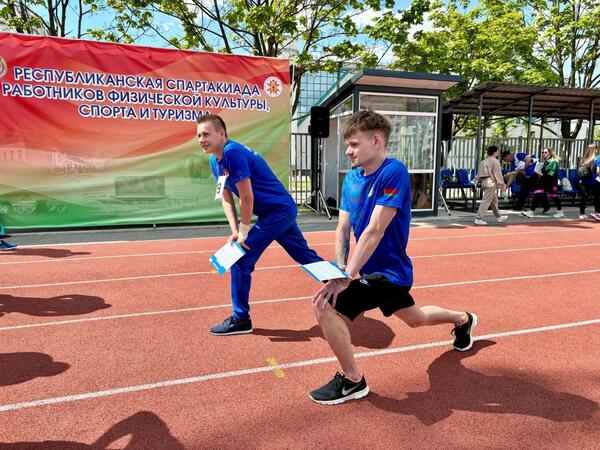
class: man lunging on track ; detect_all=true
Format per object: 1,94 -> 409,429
310,110 -> 477,405
198,114 -> 322,336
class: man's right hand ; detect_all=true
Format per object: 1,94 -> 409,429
227,233 -> 238,245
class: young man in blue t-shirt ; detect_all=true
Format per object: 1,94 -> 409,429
309,110 -> 477,405
197,114 -> 322,335
501,150 -> 526,189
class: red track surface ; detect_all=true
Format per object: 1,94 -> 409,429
1,223 -> 599,449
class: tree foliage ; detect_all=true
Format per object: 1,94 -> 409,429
0,0 -> 98,37
82,0 -> 430,114
384,0 -> 600,138
381,0 -> 543,135
522,0 -> 600,138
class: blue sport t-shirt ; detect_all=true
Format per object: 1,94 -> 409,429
209,140 -> 295,216
340,158 -> 413,286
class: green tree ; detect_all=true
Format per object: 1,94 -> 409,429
379,0 -> 543,135
521,0 -> 600,138
381,0 -> 600,139
0,0 -> 97,37
85,0 -> 430,115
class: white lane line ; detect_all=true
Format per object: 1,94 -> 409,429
411,268 -> 600,289
2,240 -> 599,289
2,267 -> 599,332
410,227 -> 596,241
0,318 -> 598,413
4,241 -> 600,266
0,264 -> 300,290
411,242 -> 600,259
10,225 -> 598,249
0,251 -> 211,266
11,230 -> 336,248
0,242 -> 334,266
0,296 -> 309,332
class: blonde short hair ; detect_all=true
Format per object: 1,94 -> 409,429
343,109 -> 391,145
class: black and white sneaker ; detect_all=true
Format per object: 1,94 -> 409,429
209,316 -> 253,336
309,372 -> 369,405
452,312 -> 478,351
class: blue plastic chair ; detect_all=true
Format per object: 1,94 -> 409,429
440,169 -> 460,188
558,169 -> 567,180
456,169 -> 473,188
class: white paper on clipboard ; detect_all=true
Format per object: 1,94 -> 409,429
301,261 -> 350,282
210,242 -> 246,274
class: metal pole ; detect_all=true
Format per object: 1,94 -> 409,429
588,99 -> 595,144
526,96 -> 534,153
538,116 -> 545,155
474,93 -> 484,170
473,93 -> 484,211
482,115 -> 487,152
310,137 -> 318,210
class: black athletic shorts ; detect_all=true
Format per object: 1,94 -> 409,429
332,274 -> 415,321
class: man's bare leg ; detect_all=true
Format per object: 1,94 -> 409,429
313,303 -> 361,382
394,305 -> 467,328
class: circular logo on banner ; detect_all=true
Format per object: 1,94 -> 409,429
0,56 -> 7,79
263,76 -> 283,98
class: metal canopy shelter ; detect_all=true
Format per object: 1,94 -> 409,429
444,82 -> 599,148
444,82 -> 600,120
442,82 -> 600,211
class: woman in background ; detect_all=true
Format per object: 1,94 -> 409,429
522,147 -> 564,219
577,143 -> 600,221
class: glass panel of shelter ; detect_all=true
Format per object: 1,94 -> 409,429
357,93 -> 438,211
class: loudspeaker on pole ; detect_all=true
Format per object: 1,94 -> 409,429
310,106 -> 330,138
441,112 -> 453,141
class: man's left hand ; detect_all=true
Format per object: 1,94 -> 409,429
313,279 -> 350,309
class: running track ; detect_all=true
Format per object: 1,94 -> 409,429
1,221 -> 599,449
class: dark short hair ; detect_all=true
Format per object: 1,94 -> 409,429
343,109 -> 391,145
196,114 -> 228,138
487,146 -> 499,156
500,150 -> 511,158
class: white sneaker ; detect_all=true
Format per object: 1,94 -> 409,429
553,210 -> 565,218
578,214 -> 588,220
474,219 -> 487,226
521,210 -> 535,218
497,215 -> 509,223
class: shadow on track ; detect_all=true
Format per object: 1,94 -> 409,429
253,314 -> 395,349
368,340 -> 599,425
0,294 -> 111,317
0,411 -> 185,449
0,352 -> 69,386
